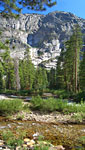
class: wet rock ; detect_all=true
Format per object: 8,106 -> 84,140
24,138 -> 35,148
0,126 -> 7,129
33,132 -> 39,140
0,140 -> 4,146
16,146 -> 21,150
27,140 -> 35,147
24,138 -> 30,143
49,145 -> 65,150
7,124 -> 11,128
22,144 -> 27,148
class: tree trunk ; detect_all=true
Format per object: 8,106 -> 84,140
14,58 -> 20,91
75,46 -> 77,93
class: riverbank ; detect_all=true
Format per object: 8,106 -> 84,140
0,95 -> 85,150
11,110 -> 85,125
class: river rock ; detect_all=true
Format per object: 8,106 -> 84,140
24,138 -> 30,143
0,140 -> 4,146
33,132 -> 40,140
27,140 -> 35,147
49,145 -> 65,150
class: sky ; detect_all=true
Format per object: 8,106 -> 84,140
22,0 -> 85,19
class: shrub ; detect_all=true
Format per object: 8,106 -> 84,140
31,96 -> 85,114
1,129 -> 26,149
31,95 -> 43,110
71,112 -> 85,123
34,143 -> 49,150
31,96 -> 67,112
65,101 -> 85,113
51,90 -> 73,99
0,99 -> 23,116
75,91 -> 85,102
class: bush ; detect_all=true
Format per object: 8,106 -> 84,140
75,91 -> 85,102
0,99 -> 23,116
31,96 -> 67,112
31,95 -> 43,110
34,144 -> 49,150
51,90 -> 73,99
31,96 -> 85,113
64,101 -> 85,113
71,112 -> 85,123
2,129 -> 26,149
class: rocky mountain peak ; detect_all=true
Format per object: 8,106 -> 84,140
0,11 -> 85,69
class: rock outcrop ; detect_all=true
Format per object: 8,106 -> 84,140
0,11 -> 85,69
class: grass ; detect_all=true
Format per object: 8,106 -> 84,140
31,96 -> 85,114
71,112 -> 85,123
0,99 -> 23,116
1,129 -> 26,149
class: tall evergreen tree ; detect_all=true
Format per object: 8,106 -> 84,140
2,49 -> 15,89
73,25 -> 83,93
79,49 -> 85,91
48,68 -> 56,89
63,25 -> 83,93
56,49 -> 65,89
0,62 -> 4,89
33,67 -> 48,92
19,48 -> 35,90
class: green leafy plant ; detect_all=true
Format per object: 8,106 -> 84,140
71,112 -> 85,123
0,99 -> 23,116
2,129 -> 26,149
34,143 -> 49,150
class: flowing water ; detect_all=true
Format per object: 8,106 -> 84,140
0,117 -> 85,150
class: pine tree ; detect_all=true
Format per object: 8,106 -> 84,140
49,68 -> 56,89
63,25 -> 83,93
33,67 -> 48,92
14,57 -> 20,91
2,49 -> 15,90
79,50 -> 85,91
73,25 -> 83,93
0,0 -> 56,15
56,49 -> 65,89
19,48 -> 35,90
0,62 -> 4,89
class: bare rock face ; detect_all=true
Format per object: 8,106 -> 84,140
0,11 -> 85,69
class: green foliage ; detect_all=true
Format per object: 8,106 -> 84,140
33,67 -> 48,92
31,95 -> 43,110
0,62 -> 4,89
34,144 -> 49,150
0,41 -> 9,49
19,49 -> 35,90
75,91 -> 85,102
79,136 -> 85,145
71,112 -> 85,123
2,49 -> 15,90
1,129 -> 26,148
64,101 -> 85,114
52,89 -> 73,99
0,0 -> 56,15
56,25 -> 83,93
31,96 -> 67,112
48,68 -> 56,89
79,50 -> 85,90
31,96 -> 85,113
0,99 -> 23,116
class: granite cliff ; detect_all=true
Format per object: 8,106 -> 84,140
0,11 -> 85,69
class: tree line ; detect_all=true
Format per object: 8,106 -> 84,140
0,25 -> 85,94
